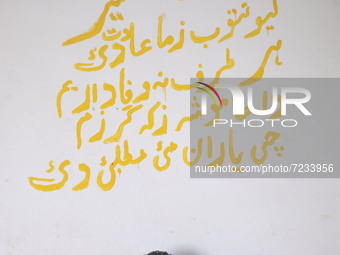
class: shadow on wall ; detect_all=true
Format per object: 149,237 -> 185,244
146,248 -> 207,255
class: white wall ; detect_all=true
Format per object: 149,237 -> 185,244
1,0 -> 340,254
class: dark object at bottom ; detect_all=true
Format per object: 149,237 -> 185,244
147,251 -> 171,255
